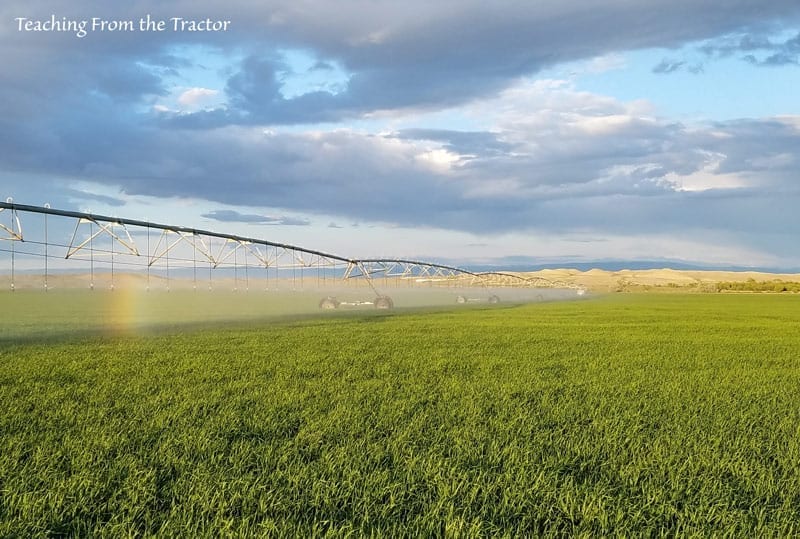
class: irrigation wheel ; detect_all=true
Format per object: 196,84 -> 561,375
319,296 -> 340,310
374,295 -> 394,310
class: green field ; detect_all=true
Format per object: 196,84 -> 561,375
1,293 -> 799,536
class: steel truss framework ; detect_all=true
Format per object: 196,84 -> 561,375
0,201 -> 581,294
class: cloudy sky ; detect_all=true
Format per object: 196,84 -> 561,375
2,1 -> 800,268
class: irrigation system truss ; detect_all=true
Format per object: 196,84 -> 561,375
0,200 -> 583,307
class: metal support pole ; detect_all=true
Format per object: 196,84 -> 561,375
275,246 -> 279,291
43,208 -> 48,291
233,241 -> 238,291
110,223 -> 115,291
9,208 -> 14,292
208,236 -> 213,291
165,231 -> 170,292
193,233 -> 197,291
146,223 -> 150,291
89,221 -> 94,291
244,247 -> 249,292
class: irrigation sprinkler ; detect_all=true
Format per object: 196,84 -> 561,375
456,293 -> 501,304
0,200 -> 587,304
318,295 -> 394,310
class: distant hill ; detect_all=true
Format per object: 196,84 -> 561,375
460,259 -> 800,274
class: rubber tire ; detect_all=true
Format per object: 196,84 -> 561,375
319,296 -> 340,310
374,295 -> 394,310
488,295 -> 500,304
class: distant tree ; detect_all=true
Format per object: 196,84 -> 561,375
715,279 -> 800,293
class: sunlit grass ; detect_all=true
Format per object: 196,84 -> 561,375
1,294 -> 799,535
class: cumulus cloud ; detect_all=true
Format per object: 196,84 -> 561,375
393,129 -> 513,158
583,53 -> 627,74
6,75 -> 799,244
700,30 -> 800,65
202,209 -> 310,226
652,59 -> 704,74
177,87 -> 220,107
62,188 -> 126,207
56,0 -> 792,127
2,1 -> 800,264
653,59 -> 687,74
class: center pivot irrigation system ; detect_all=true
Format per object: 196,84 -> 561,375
0,200 -> 585,309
